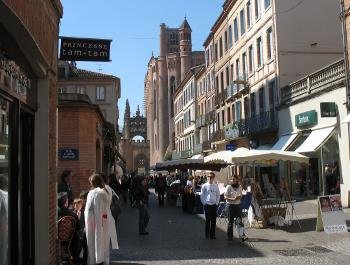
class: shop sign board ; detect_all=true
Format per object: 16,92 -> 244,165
59,148 -> 79,160
226,144 -> 236,151
316,195 -> 348,233
295,110 -> 317,128
59,37 -> 111,61
320,102 -> 337,117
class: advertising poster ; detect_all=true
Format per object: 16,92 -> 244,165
317,195 -> 348,233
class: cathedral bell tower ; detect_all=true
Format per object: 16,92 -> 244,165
179,17 -> 192,81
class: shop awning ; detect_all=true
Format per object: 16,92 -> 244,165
190,154 -> 203,159
295,126 -> 335,153
271,134 -> 299,151
342,113 -> 350,123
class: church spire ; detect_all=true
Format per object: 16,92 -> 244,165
136,105 -> 140,116
123,99 -> 131,139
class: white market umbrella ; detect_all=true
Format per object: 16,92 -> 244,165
204,150 -> 235,164
231,149 -> 309,164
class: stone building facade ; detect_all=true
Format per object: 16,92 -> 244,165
204,0 -> 343,156
144,19 -> 205,166
0,0 -> 62,264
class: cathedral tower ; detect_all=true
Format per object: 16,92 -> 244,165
179,17 -> 192,81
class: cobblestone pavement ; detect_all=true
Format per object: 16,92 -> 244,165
111,191 -> 350,265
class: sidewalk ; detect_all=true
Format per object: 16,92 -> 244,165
111,191 -> 350,265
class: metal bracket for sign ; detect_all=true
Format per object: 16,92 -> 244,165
59,36 -> 113,42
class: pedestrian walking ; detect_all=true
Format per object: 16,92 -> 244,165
224,176 -> 248,242
134,176 -> 150,235
155,174 -> 166,207
85,173 -> 116,265
200,172 -> 220,239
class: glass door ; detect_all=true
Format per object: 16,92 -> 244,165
0,97 -> 10,265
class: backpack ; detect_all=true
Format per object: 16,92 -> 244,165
110,191 -> 121,220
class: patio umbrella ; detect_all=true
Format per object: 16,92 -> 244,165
230,148 -> 309,164
204,150 -> 235,164
154,158 -> 228,171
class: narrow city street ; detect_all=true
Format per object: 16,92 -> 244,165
111,191 -> 350,265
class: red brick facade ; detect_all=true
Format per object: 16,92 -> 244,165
2,1 -> 62,264
58,101 -> 104,198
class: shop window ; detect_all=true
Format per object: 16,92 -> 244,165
0,98 -> 9,265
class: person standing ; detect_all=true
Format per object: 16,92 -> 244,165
100,173 -> 119,264
134,176 -> 150,235
224,176 -> 248,242
155,174 -> 166,207
58,169 -> 74,207
200,172 -> 220,239
84,173 -> 110,265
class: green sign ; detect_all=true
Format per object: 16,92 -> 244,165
295,110 -> 317,128
320,102 -> 337,117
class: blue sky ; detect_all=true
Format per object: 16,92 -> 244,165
59,0 -> 223,128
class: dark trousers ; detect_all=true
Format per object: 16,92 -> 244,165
227,204 -> 244,238
138,204 -> 150,233
204,204 -> 217,238
158,191 -> 165,206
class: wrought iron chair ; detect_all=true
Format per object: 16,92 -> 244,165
57,215 -> 76,265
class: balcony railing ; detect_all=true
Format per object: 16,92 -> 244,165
211,129 -> 225,142
180,149 -> 193,159
195,115 -> 206,129
202,140 -> 213,151
172,150 -> 181,160
227,83 -> 238,99
205,110 -> 216,124
281,59 -> 345,105
223,110 -> 278,140
215,88 -> 227,106
193,143 -> 203,155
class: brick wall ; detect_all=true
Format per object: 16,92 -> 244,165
3,1 -> 62,264
58,105 -> 104,198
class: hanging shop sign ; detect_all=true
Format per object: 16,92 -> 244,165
316,195 -> 348,234
59,148 -> 79,160
295,110 -> 317,128
59,37 -> 111,61
320,102 -> 337,117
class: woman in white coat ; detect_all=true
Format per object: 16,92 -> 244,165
85,173 -> 118,265
101,173 -> 119,264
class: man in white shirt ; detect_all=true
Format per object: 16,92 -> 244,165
200,172 -> 220,239
224,176 -> 248,242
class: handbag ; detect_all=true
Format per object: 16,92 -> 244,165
110,190 -> 121,220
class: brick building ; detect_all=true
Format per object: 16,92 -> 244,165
58,93 -> 116,197
144,18 -> 205,166
0,0 -> 62,264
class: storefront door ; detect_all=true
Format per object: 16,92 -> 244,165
0,94 -> 35,265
